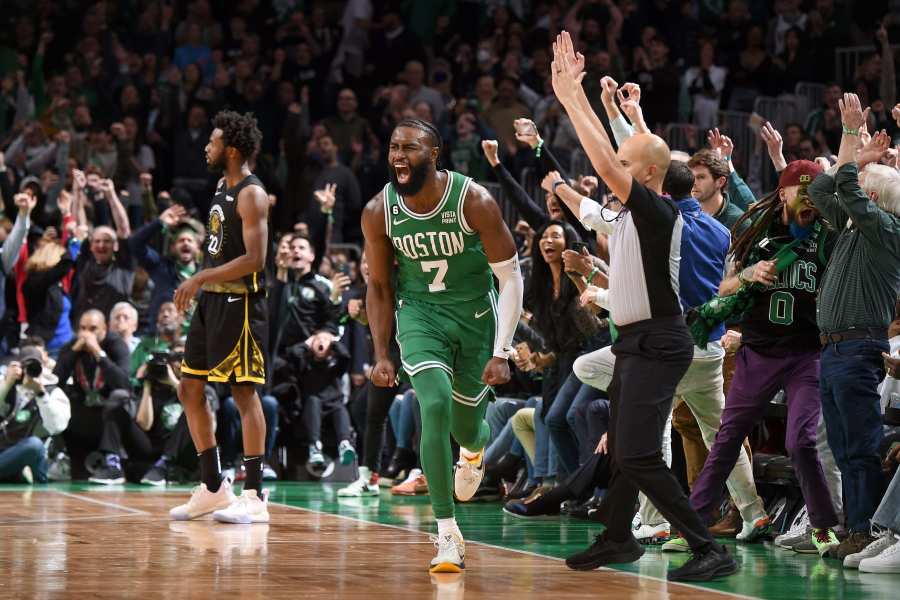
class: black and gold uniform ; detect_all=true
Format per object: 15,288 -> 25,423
182,174 -> 268,385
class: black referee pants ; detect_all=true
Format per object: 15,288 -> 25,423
596,315 -> 715,552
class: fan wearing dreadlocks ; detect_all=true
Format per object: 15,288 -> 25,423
686,160 -> 845,555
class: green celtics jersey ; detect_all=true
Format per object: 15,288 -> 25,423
384,170 -> 493,305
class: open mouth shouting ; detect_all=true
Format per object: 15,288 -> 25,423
394,162 -> 411,185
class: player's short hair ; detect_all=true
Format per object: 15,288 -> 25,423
663,160 -> 695,199
687,149 -> 729,181
212,110 -> 263,160
394,118 -> 443,153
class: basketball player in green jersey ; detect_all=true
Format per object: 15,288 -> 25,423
362,119 -> 524,573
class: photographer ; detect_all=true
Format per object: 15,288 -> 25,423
54,309 -> 130,479
129,302 -> 182,388
0,345 -> 70,483
89,340 -> 195,486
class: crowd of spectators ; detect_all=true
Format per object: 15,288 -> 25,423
1,0 -> 900,577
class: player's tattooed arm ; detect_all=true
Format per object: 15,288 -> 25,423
361,191 -> 397,387
174,185 -> 269,311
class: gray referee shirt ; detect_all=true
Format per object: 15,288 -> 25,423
579,179 -> 684,327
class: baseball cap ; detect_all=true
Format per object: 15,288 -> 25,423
778,160 -> 823,189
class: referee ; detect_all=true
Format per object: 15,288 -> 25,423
548,32 -> 737,582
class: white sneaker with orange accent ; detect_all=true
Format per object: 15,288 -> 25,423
391,469 -> 429,495
453,447 -> 485,502
169,478 -> 236,521
430,533 -> 465,573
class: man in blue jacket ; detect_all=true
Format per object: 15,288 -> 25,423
128,204 -> 201,333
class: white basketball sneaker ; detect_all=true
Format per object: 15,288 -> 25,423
169,478 -> 236,521
213,488 -> 270,524
454,448 -> 485,502
338,467 -> 379,497
844,534 -> 897,569
430,532 -> 466,573
632,522 -> 671,545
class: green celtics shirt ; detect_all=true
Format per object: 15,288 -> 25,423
384,170 -> 493,305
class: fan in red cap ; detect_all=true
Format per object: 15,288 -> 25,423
685,154 -> 844,553
777,159 -> 825,239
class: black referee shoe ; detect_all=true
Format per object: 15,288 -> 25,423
566,531 -> 645,571
667,544 -> 738,582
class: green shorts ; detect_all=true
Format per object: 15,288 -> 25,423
395,291 -> 498,407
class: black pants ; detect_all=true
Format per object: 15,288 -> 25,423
99,404 -> 194,463
597,316 -> 714,551
63,400 -> 104,479
302,393 -> 352,444
361,382 -> 399,471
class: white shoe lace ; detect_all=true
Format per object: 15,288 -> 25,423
859,535 -> 897,558
457,456 -> 482,483
431,534 -> 462,559
875,536 -> 900,559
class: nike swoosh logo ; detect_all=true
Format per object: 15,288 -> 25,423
474,309 -> 491,319
227,296 -> 242,303
393,217 -> 410,226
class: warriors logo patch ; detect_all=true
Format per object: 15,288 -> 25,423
208,205 -> 226,256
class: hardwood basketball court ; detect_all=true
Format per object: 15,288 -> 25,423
0,483 -> 891,599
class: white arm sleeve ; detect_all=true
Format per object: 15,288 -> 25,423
489,254 -> 524,360
578,196 -> 620,235
610,115 -> 635,147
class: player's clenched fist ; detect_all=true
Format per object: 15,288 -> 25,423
370,358 -> 397,388
481,357 -> 511,387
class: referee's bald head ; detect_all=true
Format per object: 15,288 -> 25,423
618,133 -> 671,192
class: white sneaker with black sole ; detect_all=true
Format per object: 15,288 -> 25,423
338,467 -> 379,497
633,522 -> 671,545
169,478 -> 236,521
213,488 -> 270,524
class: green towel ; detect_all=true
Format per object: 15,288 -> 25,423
686,241 -> 804,349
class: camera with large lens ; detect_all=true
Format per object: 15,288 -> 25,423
145,350 -> 183,381
22,358 -> 43,379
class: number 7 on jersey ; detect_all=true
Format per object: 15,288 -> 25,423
421,260 -> 448,292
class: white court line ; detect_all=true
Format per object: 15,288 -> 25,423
270,500 -> 760,600
52,490 -> 151,515
0,513 -> 146,526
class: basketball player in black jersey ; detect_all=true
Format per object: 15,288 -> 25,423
169,111 -> 272,524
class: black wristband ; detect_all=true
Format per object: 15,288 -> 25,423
552,179 -> 566,194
